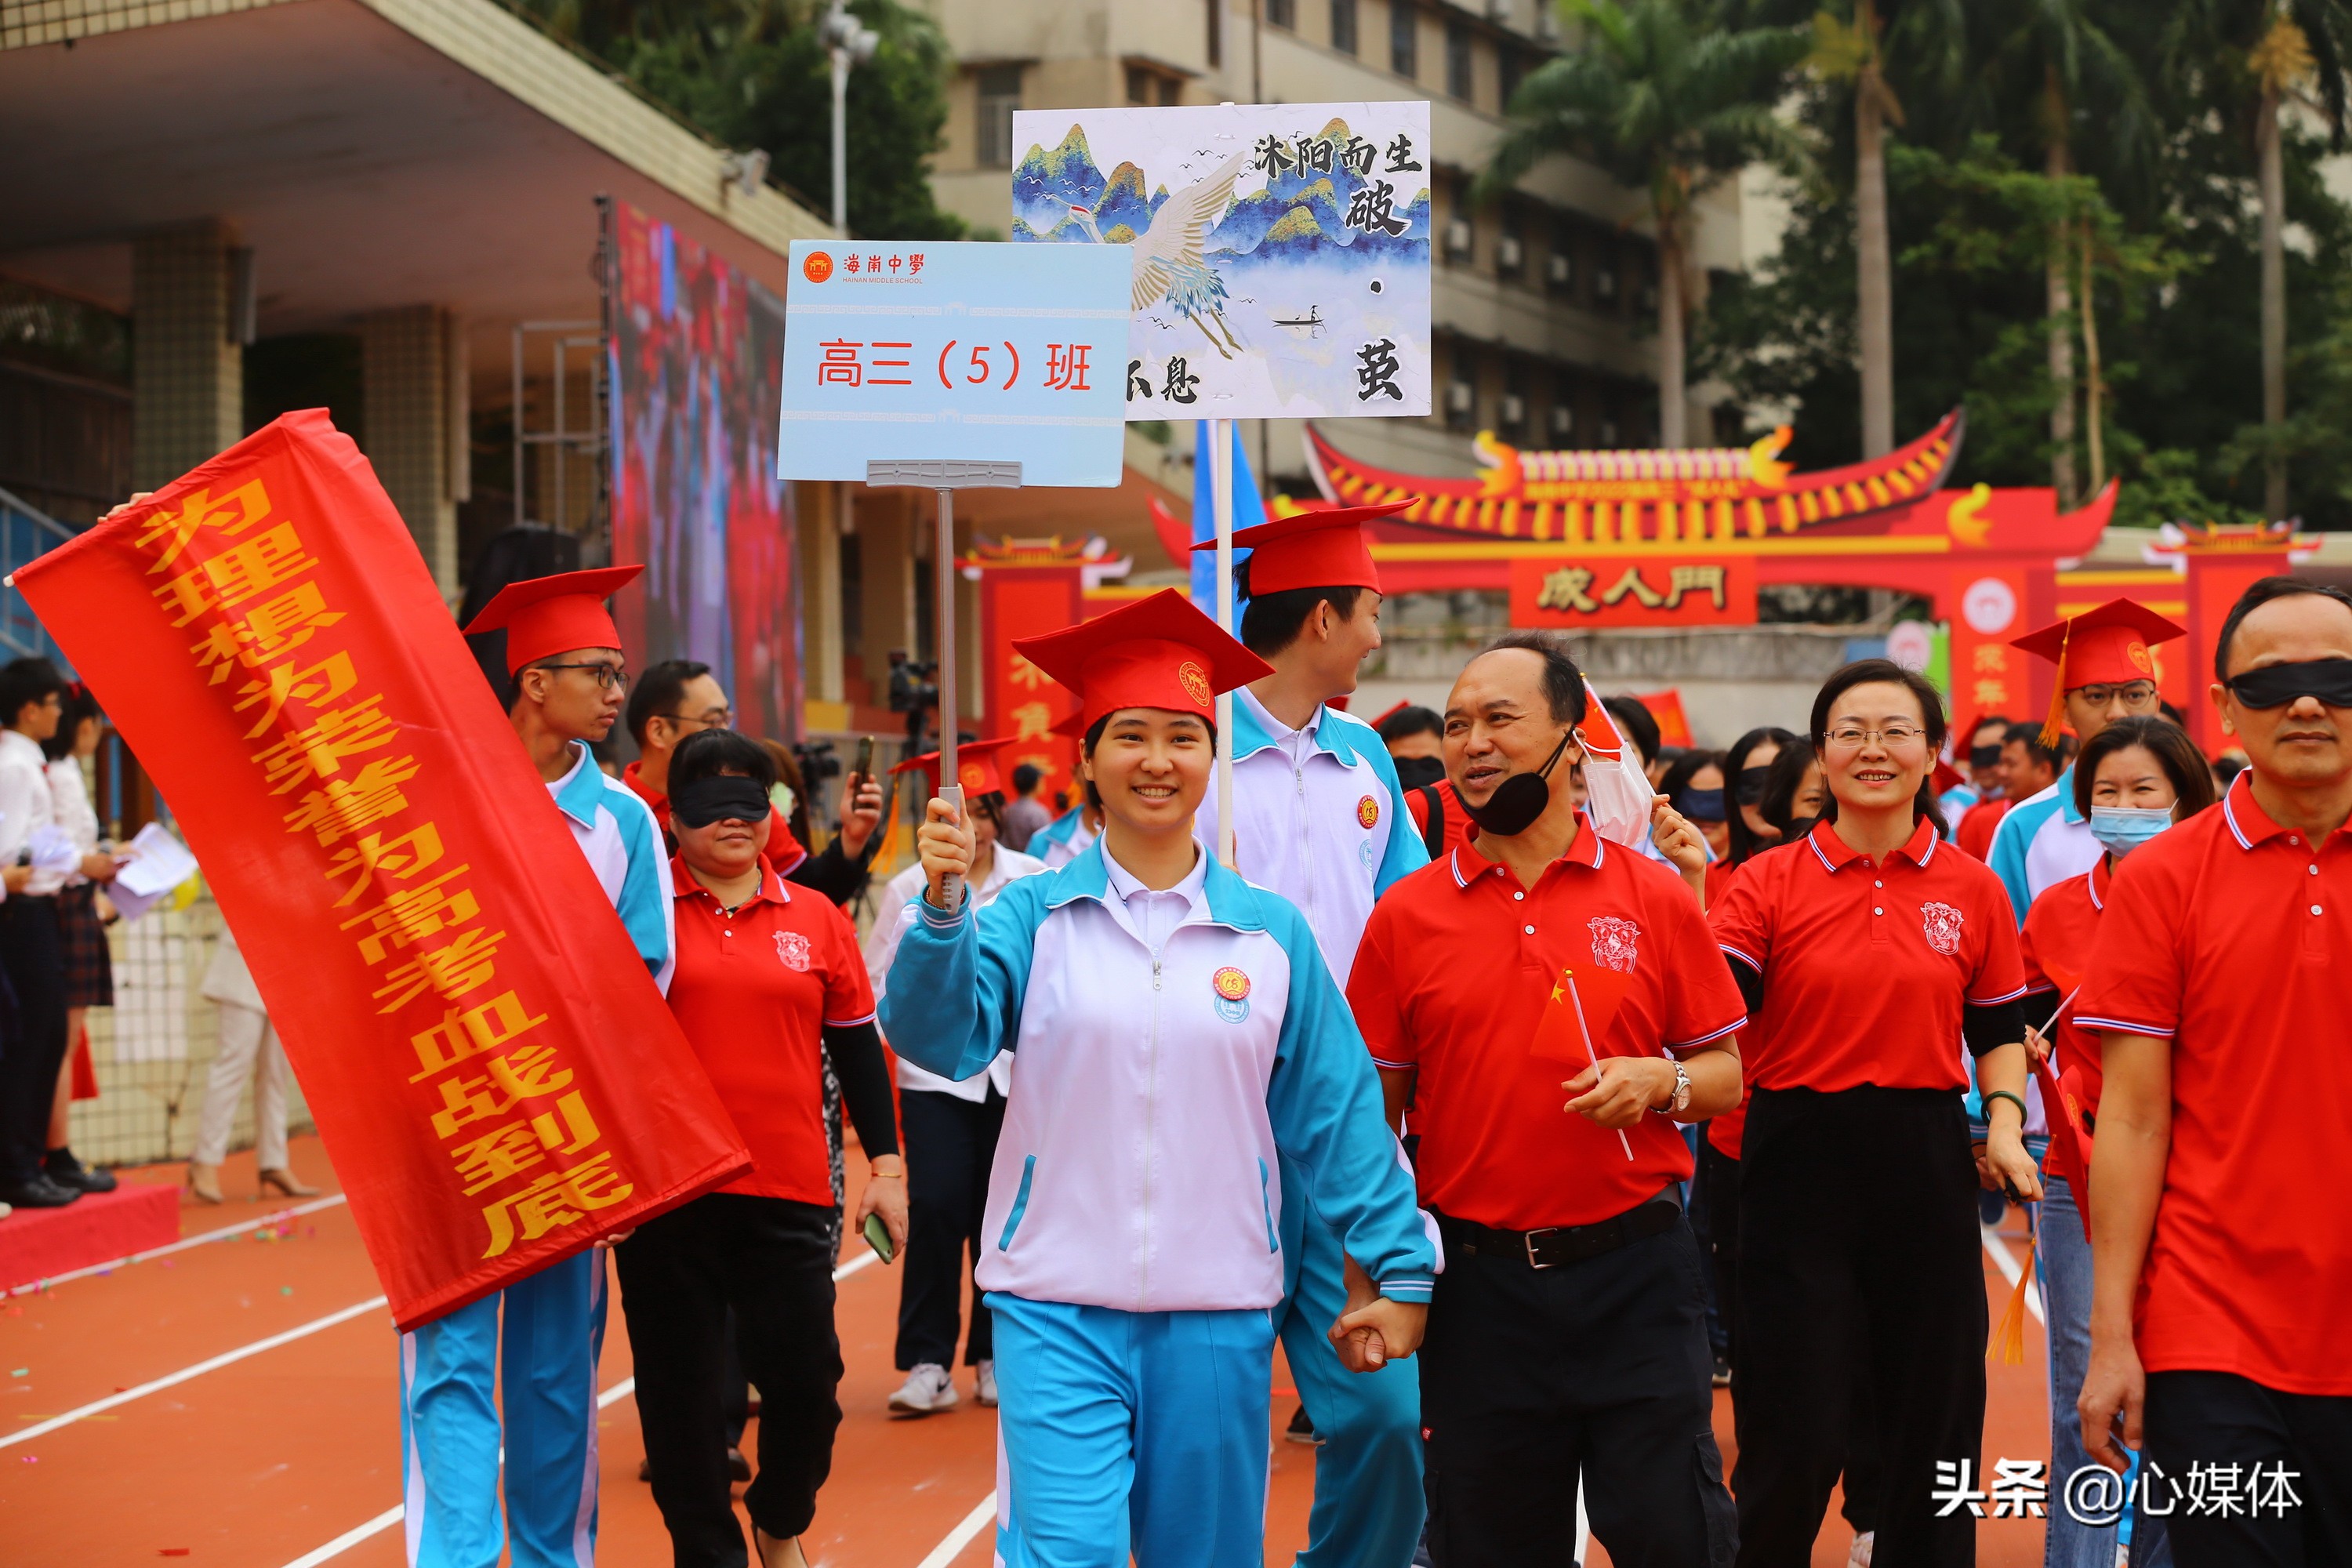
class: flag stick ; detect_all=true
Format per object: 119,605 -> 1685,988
1210,417 -> 1236,869
1563,968 -> 1635,1161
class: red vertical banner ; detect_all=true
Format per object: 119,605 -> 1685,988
2185,554 -> 2288,755
15,412 -> 750,1330
1947,564 -> 2034,731
978,565 -> 1086,802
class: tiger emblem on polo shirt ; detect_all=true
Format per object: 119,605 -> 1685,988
775,930 -> 812,972
1587,916 -> 1641,974
1920,902 -> 1965,956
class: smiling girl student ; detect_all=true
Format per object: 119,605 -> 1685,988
879,589 -> 1438,1568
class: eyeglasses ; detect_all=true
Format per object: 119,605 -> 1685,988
660,709 -> 733,732
1823,723 -> 1929,750
539,662 -> 630,691
2072,681 -> 2158,708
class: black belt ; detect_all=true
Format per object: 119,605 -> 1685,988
1437,1189 -> 1682,1271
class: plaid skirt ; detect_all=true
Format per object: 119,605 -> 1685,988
56,882 -> 113,1009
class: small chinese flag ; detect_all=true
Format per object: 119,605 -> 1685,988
1530,964 -> 1633,1065
2037,1056 -> 2096,1243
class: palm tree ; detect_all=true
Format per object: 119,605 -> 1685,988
1480,0 -> 1808,446
1805,2 -> 1902,458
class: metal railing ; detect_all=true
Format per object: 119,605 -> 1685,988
0,482 -> 80,667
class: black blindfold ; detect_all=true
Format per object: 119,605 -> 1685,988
2226,659 -> 2352,710
671,775 -> 772,829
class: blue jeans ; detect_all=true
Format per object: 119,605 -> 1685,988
2038,1176 -> 2171,1568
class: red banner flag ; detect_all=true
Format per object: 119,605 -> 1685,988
14,412 -> 750,1330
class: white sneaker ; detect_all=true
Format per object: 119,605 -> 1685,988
1847,1531 -> 1875,1568
0,1202 -> 11,1222
888,1363 -> 960,1415
975,1360 -> 998,1407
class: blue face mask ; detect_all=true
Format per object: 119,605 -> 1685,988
2089,805 -> 2172,858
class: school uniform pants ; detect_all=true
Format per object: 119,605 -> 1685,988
985,1291 -> 1273,1568
397,1249 -> 608,1568
0,897 -> 66,1189
1276,1150 -> 1426,1568
896,1086 -> 1004,1370
1733,1086 -> 1985,1568
191,1003 -> 290,1171
616,1194 -> 845,1568
2143,1371 -> 2351,1567
1419,1203 -> 1737,1568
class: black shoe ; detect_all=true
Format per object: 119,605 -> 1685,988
637,1457 -> 653,1483
1711,1355 -> 1733,1388
1285,1404 -> 1323,1446
0,1174 -> 83,1208
44,1149 -> 115,1194
727,1446 -> 752,1483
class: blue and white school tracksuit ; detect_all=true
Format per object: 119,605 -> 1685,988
1026,807 -> 1098,870
881,843 -> 1439,1568
1191,689 -> 1432,1568
397,742 -> 673,1568
1984,767 -> 2100,926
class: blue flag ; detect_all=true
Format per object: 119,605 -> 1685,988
1189,421 -> 1262,618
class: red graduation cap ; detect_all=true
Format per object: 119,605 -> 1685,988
1189,501 -> 1414,597
1012,588 -> 1272,734
1048,707 -> 1090,740
893,736 -> 1017,797
460,565 -> 643,673
2011,597 -> 2185,745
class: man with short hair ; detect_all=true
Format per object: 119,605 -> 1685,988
1189,503 -> 1433,1568
620,659 -> 880,905
1938,713 -> 2010,836
403,569 -> 675,1568
0,657 -> 75,1211
1352,630 -> 1744,1566
2077,576 -> 2352,1566
997,762 -> 1051,853
1988,600 -> 2183,920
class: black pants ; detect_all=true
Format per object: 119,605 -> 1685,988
1733,1087 -> 1984,1568
1420,1203 -> 1737,1567
617,1194 -> 844,1567
895,1087 -> 1004,1370
2145,1370 -> 2352,1566
1695,1137 -> 1742,1372
0,898 -> 64,1188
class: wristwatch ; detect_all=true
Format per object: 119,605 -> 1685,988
1657,1059 -> 1692,1117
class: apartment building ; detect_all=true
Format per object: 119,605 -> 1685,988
920,0 -> 1748,492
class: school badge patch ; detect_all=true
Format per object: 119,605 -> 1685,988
1920,902 -> 1965,956
775,930 -> 812,972
1212,965 -> 1252,1023
1177,660 -> 1213,707
1356,793 -> 1380,829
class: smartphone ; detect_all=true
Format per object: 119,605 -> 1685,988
854,735 -> 876,789
862,1210 -> 896,1264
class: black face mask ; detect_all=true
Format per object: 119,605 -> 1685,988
1734,765 -> 1769,807
2226,658 -> 2352,710
1969,743 -> 2004,771
1392,753 -> 1446,791
672,775 -> 771,829
1676,786 -> 1727,822
1458,731 -> 1572,838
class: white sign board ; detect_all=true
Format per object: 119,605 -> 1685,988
1010,101 -> 1433,422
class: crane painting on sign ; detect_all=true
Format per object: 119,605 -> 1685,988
1013,101 -> 1432,422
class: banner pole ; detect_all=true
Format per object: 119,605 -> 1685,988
935,485 -> 965,908
1211,417 -> 1236,869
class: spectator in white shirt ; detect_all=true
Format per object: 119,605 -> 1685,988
0,658 -> 80,1209
38,684 -> 122,1196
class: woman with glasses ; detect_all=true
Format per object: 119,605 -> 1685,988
2017,715 -> 2211,1568
1710,660 -> 2040,1567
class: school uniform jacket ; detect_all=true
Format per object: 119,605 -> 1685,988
1986,767 -> 2100,924
547,740 -> 675,990
880,840 -> 1439,1315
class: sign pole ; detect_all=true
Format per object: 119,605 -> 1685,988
1211,416 -> 1236,869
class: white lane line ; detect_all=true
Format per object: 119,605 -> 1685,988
6,1192 -> 351,1297
1980,1225 -> 2048,1327
270,1244 -> 887,1566
915,1493 -> 997,1568
2,1294 -> 389,1448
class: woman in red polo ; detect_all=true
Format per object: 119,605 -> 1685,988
615,729 -> 908,1568
1710,659 -> 2040,1568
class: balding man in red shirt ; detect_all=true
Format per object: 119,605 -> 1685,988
2076,577 -> 2352,1566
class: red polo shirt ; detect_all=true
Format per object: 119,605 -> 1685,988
1401,778 -> 1477,861
1957,797 -> 2009,862
666,855 -> 875,1204
623,761 -> 808,876
1704,858 -> 1755,1160
1349,819 -> 1746,1230
2018,857 -> 2111,1185
1710,817 -> 2027,1093
2074,773 -> 2352,1395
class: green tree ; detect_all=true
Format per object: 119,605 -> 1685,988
503,0 -> 966,241
1479,0 -> 1808,446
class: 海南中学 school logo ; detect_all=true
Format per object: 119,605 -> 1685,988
1212,966 -> 1251,1023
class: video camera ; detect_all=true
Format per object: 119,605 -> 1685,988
887,651 -> 941,745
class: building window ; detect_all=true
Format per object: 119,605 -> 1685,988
1499,44 -> 1525,109
1446,20 -> 1472,102
1267,0 -> 1295,27
1160,74 -> 1181,105
1446,341 -> 1478,430
1127,66 -> 1151,105
1390,0 -> 1416,78
1208,0 -> 1222,66
976,66 -> 1022,169
1497,207 -> 1525,277
1330,0 -> 1357,54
